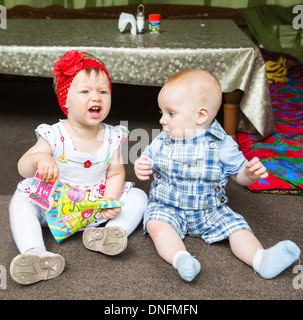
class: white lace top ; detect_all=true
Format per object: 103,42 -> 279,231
16,121 -> 130,197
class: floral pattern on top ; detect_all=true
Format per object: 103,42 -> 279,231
16,121 -> 130,198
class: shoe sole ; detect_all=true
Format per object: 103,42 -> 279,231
83,226 -> 127,255
10,253 -> 65,285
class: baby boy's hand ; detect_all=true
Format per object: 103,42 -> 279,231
134,156 -> 153,181
245,157 -> 269,181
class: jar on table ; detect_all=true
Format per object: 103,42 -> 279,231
148,14 -> 161,33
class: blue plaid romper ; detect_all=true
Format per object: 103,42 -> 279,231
142,119 -> 251,244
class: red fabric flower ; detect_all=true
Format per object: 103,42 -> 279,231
84,160 -> 92,168
52,50 -> 85,82
99,184 -> 106,196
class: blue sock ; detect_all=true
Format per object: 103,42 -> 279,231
253,240 -> 301,279
173,251 -> 201,282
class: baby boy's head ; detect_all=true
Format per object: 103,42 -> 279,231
158,69 -> 222,140
165,69 -> 221,118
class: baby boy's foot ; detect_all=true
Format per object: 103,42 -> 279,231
173,251 -> 201,282
253,240 -> 301,279
10,248 -> 65,285
83,226 -> 127,256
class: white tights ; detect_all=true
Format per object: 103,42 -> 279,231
9,187 -> 148,254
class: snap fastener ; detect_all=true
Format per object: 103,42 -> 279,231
165,140 -> 171,146
210,142 -> 217,149
220,196 -> 226,203
214,186 -> 221,193
156,173 -> 161,179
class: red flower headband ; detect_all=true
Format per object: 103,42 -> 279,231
52,50 -> 112,116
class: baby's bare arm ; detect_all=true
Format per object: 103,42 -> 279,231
18,137 -> 59,181
231,157 -> 268,186
102,148 -> 125,219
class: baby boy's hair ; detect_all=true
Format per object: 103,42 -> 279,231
165,69 -> 222,116
53,52 -> 106,94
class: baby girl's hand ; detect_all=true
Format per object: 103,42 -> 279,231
37,155 -> 59,181
134,156 -> 153,181
245,157 -> 268,181
99,195 -> 122,219
101,207 -> 121,219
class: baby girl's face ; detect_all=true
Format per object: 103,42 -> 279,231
65,69 -> 111,127
158,82 -> 205,140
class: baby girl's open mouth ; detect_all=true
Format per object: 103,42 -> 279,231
89,106 -> 102,118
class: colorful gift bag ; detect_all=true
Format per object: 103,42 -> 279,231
45,183 -> 123,242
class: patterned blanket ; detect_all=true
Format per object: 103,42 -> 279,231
237,50 -> 303,195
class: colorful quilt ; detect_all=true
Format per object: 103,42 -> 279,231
237,50 -> 303,195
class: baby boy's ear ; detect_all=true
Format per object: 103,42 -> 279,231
196,106 -> 209,125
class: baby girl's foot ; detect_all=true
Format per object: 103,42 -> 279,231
173,251 -> 201,282
10,247 -> 65,285
83,226 -> 127,255
253,240 -> 301,279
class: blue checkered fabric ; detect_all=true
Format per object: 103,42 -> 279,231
142,119 -> 251,243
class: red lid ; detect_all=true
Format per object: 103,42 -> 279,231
149,14 -> 161,21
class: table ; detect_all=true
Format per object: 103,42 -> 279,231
0,19 -> 274,138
